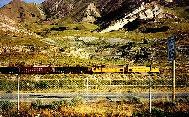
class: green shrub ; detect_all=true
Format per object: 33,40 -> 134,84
50,101 -> 62,110
70,96 -> 84,106
35,81 -> 49,89
0,101 -> 15,112
31,100 -> 42,109
127,96 -> 141,104
151,108 -> 165,117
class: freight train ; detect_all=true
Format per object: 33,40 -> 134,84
0,65 -> 159,74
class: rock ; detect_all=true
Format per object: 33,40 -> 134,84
82,3 -> 101,23
100,2 -> 163,33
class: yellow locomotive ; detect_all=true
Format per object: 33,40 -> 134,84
92,65 -> 160,74
127,66 -> 159,73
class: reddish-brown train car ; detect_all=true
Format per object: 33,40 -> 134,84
19,66 -> 53,74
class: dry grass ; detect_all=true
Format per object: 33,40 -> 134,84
2,100 -> 189,117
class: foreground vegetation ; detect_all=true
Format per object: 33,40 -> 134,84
1,98 -> 189,117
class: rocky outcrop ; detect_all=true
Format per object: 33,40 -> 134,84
100,2 -> 163,33
82,3 -> 101,23
0,14 -> 18,32
42,0 -> 147,22
0,14 -> 39,37
42,0 -> 74,19
42,0 -> 182,26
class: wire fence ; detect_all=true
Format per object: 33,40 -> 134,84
0,74 -> 188,92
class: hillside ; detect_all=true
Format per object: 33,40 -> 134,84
0,1 -> 50,66
42,0 -> 189,29
0,0 -> 188,75
0,0 -> 43,23
42,0 -> 146,25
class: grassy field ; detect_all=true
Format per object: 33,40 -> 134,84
1,98 -> 189,116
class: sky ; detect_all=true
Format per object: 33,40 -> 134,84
0,0 -> 45,7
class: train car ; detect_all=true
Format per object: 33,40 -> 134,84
150,67 -> 160,73
54,66 -> 92,74
92,65 -> 160,74
19,66 -> 53,74
127,66 -> 151,73
127,66 -> 160,74
0,67 -> 19,74
92,65 -> 124,73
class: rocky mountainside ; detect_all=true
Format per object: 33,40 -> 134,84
0,0 -> 46,39
0,13 -> 39,38
42,0 -> 146,23
1,0 -> 188,31
0,0 -> 43,23
42,0 -> 189,29
100,2 -> 163,33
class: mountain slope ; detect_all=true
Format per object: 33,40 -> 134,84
43,0 -> 183,29
0,0 -> 43,22
42,0 -> 146,23
0,13 -> 39,38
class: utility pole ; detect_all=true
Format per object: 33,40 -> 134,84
17,74 -> 20,114
149,60 -> 152,114
149,74 -> 152,114
86,76 -> 89,100
167,36 -> 176,103
86,77 -> 89,91
172,59 -> 176,102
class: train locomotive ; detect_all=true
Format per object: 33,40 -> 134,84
0,65 -> 159,74
92,65 -> 159,74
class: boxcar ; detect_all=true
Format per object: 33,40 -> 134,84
55,67 -> 92,74
19,67 -> 53,74
0,67 -> 19,74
